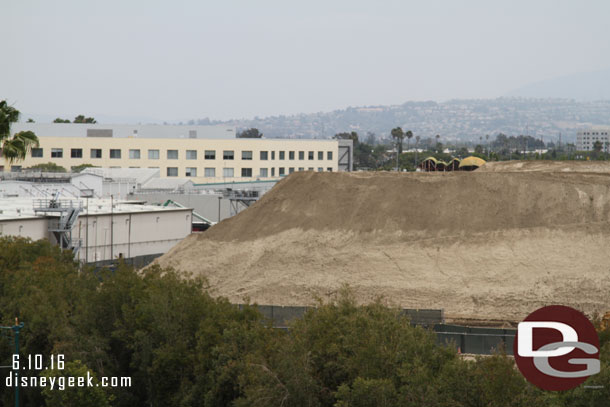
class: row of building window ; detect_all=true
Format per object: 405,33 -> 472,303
31,148 -> 334,161
166,167 -> 333,177
5,165 -> 334,177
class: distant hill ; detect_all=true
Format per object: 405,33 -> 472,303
198,98 -> 610,142
506,69 -> 610,101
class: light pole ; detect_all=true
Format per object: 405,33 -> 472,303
1,318 -> 24,407
80,189 -> 94,264
110,194 -> 114,261
217,196 -> 222,223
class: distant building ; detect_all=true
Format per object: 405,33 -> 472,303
576,127 -> 610,151
2,123 -> 353,182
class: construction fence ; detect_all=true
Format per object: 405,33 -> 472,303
237,304 -> 516,355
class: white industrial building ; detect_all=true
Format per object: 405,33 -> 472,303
0,167 -> 195,199
0,167 -> 263,227
0,197 -> 192,266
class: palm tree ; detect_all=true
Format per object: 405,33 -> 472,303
0,100 -> 39,164
405,130 -> 413,152
391,127 -> 405,154
415,135 -> 421,168
391,127 -> 405,171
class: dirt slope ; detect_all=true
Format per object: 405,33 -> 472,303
157,170 -> 610,324
479,160 -> 610,173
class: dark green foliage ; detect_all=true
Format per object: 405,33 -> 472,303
73,115 -> 97,124
27,162 -> 67,172
71,163 -> 98,173
0,100 -> 39,163
333,132 -> 359,143
0,238 -> 271,406
41,361 -> 112,407
391,127 -> 405,155
0,237 -> 607,406
237,128 -> 263,138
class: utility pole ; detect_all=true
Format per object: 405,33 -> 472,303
217,196 -> 222,223
1,318 -> 24,407
80,189 -> 93,264
395,140 -> 399,171
85,196 -> 88,263
110,195 -> 114,261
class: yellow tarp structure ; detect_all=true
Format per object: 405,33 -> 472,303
458,156 -> 486,168
422,156 -> 439,164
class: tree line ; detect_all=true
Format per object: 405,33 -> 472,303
53,115 -> 97,124
0,237 -> 608,406
333,129 -> 610,171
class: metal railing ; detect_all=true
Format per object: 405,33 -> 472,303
33,199 -> 83,211
0,171 -> 72,183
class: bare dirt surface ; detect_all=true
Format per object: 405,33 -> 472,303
157,166 -> 610,325
479,160 -> 610,173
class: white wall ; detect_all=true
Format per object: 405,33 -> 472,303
70,173 -> 104,197
0,217 -> 49,240
73,209 -> 192,263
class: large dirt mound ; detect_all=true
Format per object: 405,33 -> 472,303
158,171 -> 610,324
479,160 -> 610,173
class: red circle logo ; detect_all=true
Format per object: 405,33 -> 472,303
513,305 -> 600,391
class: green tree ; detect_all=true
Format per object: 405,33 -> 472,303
405,130 -> 413,152
390,127 -> 405,154
53,118 -> 71,123
237,128 -> 263,138
28,162 -> 67,172
41,361 -> 113,407
333,131 -> 359,144
26,118 -> 35,123
237,289 -> 457,407
414,135 -> 421,167
71,163 -> 97,173
456,147 -> 469,157
0,100 -> 39,164
335,377 -> 399,407
73,115 -> 97,124
1,237 -> 602,407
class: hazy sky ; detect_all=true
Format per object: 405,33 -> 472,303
3,0 -> 610,122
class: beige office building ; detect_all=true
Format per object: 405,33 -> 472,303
2,123 -> 353,183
